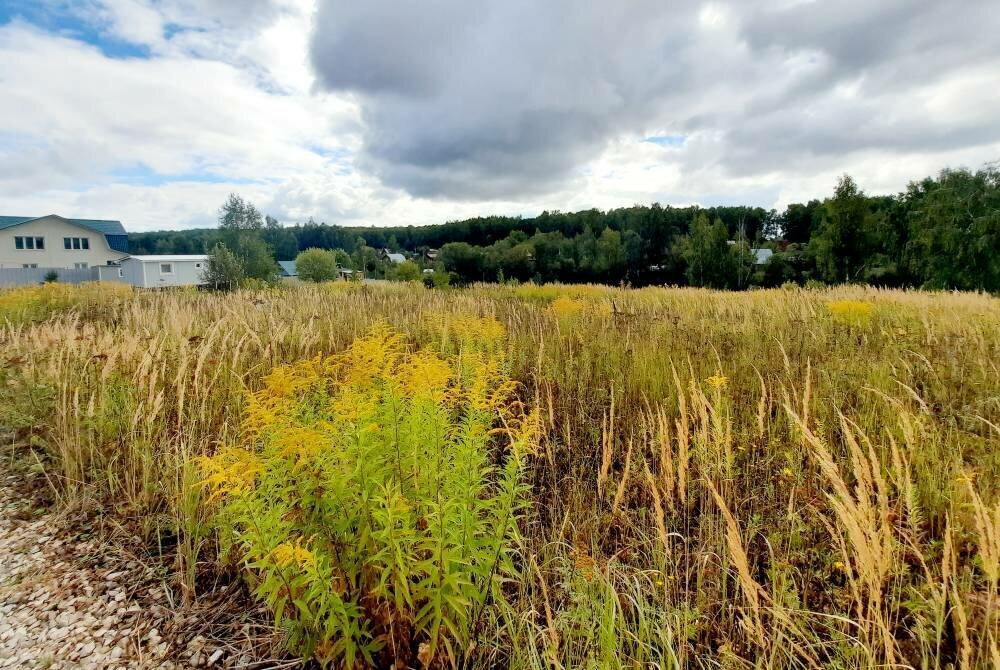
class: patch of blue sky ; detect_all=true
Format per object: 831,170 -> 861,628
0,130 -> 43,150
162,23 -> 186,40
309,146 -> 355,176
109,164 -> 259,187
309,145 -> 352,161
643,134 -> 686,147
0,1 -> 150,59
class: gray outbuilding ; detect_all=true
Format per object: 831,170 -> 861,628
119,255 -> 209,288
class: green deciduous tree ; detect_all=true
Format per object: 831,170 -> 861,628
680,214 -> 734,288
263,215 -> 300,261
295,248 -> 339,282
217,194 -> 277,283
204,242 -> 245,290
388,259 -> 422,282
731,227 -> 756,290
904,167 -> 1000,291
439,243 -> 486,283
811,175 -> 876,283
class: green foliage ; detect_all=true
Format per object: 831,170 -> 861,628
904,166 -> 1000,291
237,235 -> 278,283
201,324 -> 534,667
680,214 -> 734,288
811,175 -> 876,283
294,248 -> 339,283
264,215 -> 300,261
43,271 -> 59,283
388,259 -> 422,282
204,242 -> 245,290
425,267 -> 452,289
730,228 -> 756,290
439,243 -> 485,283
215,194 -> 278,283
219,193 -> 264,240
351,245 -> 381,279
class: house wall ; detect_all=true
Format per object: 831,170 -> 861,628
0,216 -> 128,269
121,259 -> 207,288
120,258 -> 146,287
95,265 -> 125,282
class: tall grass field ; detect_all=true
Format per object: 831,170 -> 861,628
1,281 -> 998,668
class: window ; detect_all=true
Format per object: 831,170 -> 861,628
82,238 -> 90,250
14,236 -> 42,249
64,237 -> 90,250
74,262 -> 89,269
159,263 -> 174,275
195,262 -> 202,268
22,263 -> 38,269
118,268 -> 124,278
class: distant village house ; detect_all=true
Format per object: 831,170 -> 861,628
381,249 -> 406,264
0,215 -> 129,269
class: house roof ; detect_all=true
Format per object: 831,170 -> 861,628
0,215 -> 127,236
1,215 -> 129,253
126,255 -> 209,262
277,260 -> 297,276
385,252 -> 406,264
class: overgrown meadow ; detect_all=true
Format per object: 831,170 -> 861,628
1,281 -> 998,668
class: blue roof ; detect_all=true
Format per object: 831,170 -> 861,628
1,215 -> 128,252
277,260 -> 297,276
0,215 -> 127,236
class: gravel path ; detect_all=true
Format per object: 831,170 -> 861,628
0,471 -> 217,669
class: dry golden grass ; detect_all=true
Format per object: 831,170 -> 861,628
1,280 -> 998,667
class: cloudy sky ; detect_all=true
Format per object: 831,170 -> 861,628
1,0 -> 998,231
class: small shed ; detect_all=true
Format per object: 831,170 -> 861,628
277,260 -> 298,278
120,255 -> 209,288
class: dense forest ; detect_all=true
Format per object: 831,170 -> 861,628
131,165 -> 1000,291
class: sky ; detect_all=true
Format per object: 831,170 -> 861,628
1,0 -> 999,232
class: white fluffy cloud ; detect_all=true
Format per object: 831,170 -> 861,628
1,1 -> 998,231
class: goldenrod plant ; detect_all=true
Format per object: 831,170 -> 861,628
199,323 -> 536,667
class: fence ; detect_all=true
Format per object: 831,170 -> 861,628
0,266 -> 101,287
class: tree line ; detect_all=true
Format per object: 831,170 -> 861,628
135,164 -> 1000,291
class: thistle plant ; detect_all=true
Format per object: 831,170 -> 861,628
200,322 -> 536,668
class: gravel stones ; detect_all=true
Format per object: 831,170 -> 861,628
0,472 -> 178,669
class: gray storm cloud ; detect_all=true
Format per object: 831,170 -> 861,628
309,0 -> 1000,199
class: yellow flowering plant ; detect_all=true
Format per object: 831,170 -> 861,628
200,323 -> 536,668
826,299 -> 875,328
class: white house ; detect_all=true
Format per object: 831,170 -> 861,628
119,255 -> 209,288
0,215 -> 129,269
